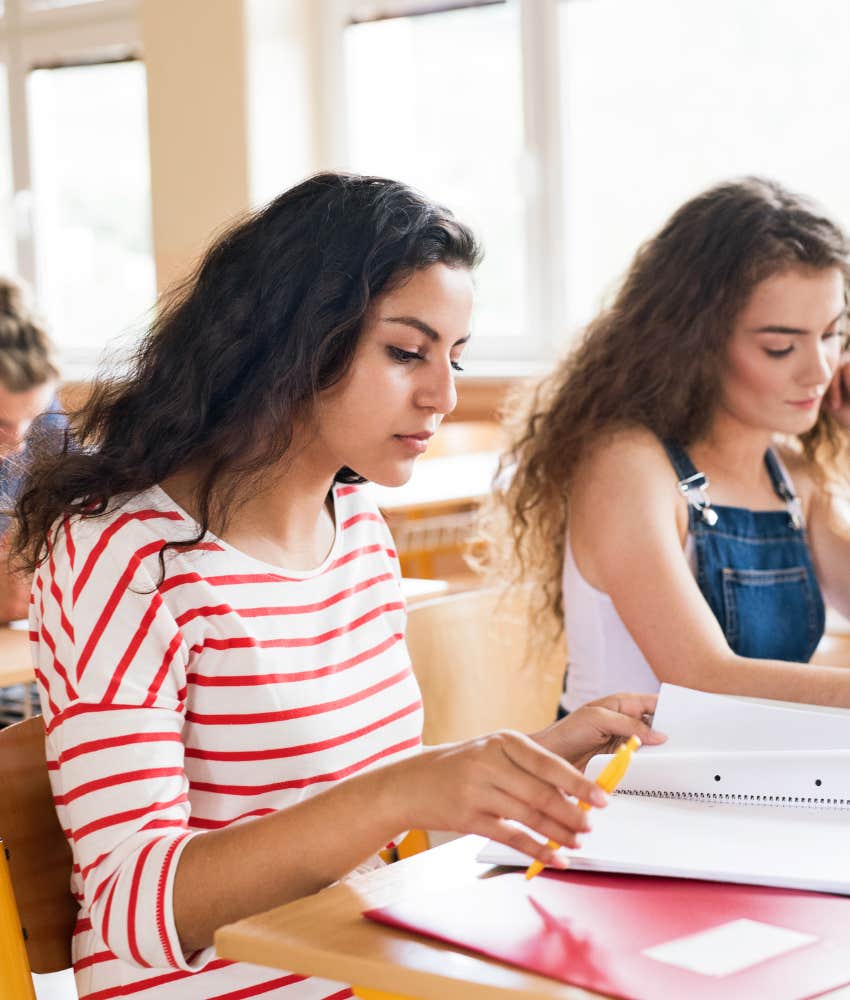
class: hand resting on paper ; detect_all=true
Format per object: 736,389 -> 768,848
533,692 -> 667,772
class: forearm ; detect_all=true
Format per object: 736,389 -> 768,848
174,732 -> 620,952
658,654 -> 850,707
173,762 -> 404,951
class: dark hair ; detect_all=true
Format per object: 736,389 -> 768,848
0,275 -> 59,391
15,172 -> 480,569
479,176 -> 850,632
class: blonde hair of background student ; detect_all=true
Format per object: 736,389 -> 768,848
479,176 -> 850,708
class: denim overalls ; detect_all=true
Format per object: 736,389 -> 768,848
664,441 -> 825,662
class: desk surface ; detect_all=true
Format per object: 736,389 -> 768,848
215,835 -> 594,1000
0,624 -> 33,688
215,835 -> 850,1000
371,452 -> 500,515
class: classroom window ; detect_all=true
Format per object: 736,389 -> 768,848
344,1 -> 529,352
558,0 -> 850,337
0,65 -> 15,277
27,58 -> 154,360
24,0 -> 105,9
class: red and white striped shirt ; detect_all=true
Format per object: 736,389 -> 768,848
31,482 -> 423,1000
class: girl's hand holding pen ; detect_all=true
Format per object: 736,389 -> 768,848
384,731 -> 609,868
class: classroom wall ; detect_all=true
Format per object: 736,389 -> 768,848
140,0 -> 251,294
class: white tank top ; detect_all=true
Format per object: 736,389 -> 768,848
561,533 -> 695,712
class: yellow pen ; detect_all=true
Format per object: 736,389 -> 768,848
525,734 -> 641,881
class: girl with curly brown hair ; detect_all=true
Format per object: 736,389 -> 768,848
15,173 -> 661,1000
486,177 -> 850,715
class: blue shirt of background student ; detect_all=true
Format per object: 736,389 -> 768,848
0,398 -> 69,536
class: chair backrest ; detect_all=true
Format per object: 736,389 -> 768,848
0,715 -> 76,974
404,585 -> 566,745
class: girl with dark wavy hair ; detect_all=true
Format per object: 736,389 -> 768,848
484,177 -> 850,716
16,172 -> 660,1000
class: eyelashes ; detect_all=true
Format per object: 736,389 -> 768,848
763,331 -> 844,359
764,346 -> 794,358
387,346 -> 464,371
388,347 -> 424,363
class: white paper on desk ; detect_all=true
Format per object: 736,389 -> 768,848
479,686 -> 850,891
649,683 -> 850,753
476,795 -> 850,894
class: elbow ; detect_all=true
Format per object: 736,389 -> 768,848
651,652 -> 741,694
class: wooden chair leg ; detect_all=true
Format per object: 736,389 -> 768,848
0,842 -> 37,1000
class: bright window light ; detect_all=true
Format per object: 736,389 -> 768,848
345,3 -> 526,341
28,59 -> 155,360
559,0 -> 850,340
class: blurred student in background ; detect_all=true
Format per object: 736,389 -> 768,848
0,276 -> 67,622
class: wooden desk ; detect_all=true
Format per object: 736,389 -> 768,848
215,835 -> 595,1000
0,626 -> 33,689
371,453 -> 500,518
370,453 -> 500,579
0,625 -> 35,721
400,578 -> 450,605
215,835 -> 850,1000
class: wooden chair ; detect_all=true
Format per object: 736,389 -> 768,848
404,585 -> 566,746
0,715 -> 76,999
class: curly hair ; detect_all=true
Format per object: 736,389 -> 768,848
14,172 -> 480,571
0,275 -> 59,391
478,177 -> 850,635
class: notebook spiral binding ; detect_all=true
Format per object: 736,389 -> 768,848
618,788 -> 850,809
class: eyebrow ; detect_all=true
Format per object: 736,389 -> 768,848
383,315 -> 471,347
751,309 -> 847,336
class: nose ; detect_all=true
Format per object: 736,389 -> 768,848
798,339 -> 838,389
415,359 -> 457,417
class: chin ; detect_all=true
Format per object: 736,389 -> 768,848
362,462 -> 416,489
378,469 -> 416,488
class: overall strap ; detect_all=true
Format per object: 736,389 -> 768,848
662,440 -> 698,480
663,440 -> 718,527
764,448 -> 804,529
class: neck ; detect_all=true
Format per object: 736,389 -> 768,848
690,411 -> 775,492
162,443 -> 341,570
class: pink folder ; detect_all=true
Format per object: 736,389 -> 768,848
365,870 -> 850,1000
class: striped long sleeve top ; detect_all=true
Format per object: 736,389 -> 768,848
31,482 -> 424,1000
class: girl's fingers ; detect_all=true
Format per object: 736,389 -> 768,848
595,691 -> 658,719
498,731 -> 609,808
482,816 -> 572,869
590,705 -> 667,746
483,787 -> 589,851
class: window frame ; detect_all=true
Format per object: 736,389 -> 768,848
0,0 -> 141,372
323,0 -> 566,366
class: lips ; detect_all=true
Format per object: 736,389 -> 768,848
785,396 -> 821,406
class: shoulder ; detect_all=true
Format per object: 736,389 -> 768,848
333,481 -> 400,572
576,426 -> 677,493
42,486 -> 195,585
570,427 -> 687,555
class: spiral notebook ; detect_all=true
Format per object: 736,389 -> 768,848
477,685 -> 850,893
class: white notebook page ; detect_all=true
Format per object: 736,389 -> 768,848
650,684 -> 850,753
477,796 -> 850,893
477,686 -> 850,890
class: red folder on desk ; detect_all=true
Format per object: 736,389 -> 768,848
365,870 -> 850,1000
